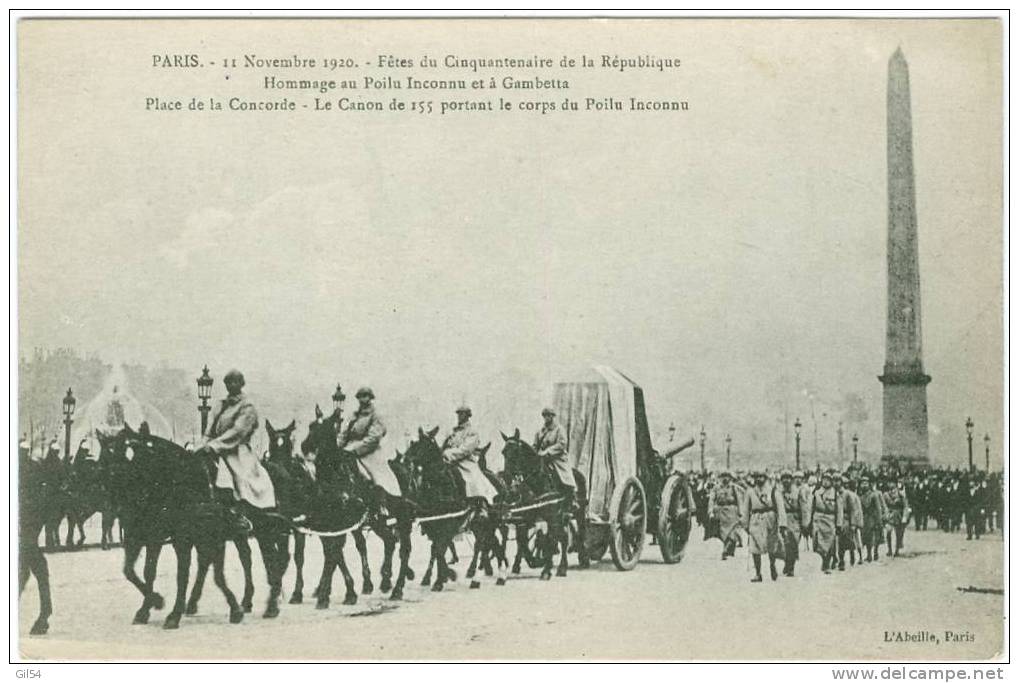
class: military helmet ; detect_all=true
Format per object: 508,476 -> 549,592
455,404 -> 472,417
793,470 -> 805,479
355,386 -> 375,400
541,407 -> 556,417
780,470 -> 793,481
224,369 -> 246,386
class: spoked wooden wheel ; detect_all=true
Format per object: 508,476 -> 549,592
519,523 -> 551,569
609,477 -> 647,571
658,474 -> 693,564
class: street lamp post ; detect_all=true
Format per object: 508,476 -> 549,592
794,417 -> 802,471
852,433 -> 859,465
62,388 -> 76,462
668,422 -> 676,443
197,366 -> 214,436
699,426 -> 706,473
984,433 -> 990,472
965,417 -> 974,472
725,433 -> 732,470
332,384 -> 346,415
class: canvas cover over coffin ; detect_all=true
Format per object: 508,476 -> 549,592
553,365 -> 646,521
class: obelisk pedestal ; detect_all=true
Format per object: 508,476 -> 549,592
879,48 -> 931,468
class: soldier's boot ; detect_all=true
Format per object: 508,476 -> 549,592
750,555 -> 763,583
865,548 -> 873,563
821,555 -> 831,574
768,556 -> 778,581
785,559 -> 795,577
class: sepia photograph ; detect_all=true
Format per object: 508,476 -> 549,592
11,14 -> 1006,665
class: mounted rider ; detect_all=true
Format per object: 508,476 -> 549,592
533,407 -> 573,499
442,405 -> 498,506
337,387 -> 401,498
195,369 -> 276,523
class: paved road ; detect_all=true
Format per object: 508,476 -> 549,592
18,526 -> 1004,660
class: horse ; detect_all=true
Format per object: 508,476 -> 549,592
61,447 -> 112,549
499,429 -> 589,580
403,428 -> 509,591
38,449 -> 72,550
19,450 -> 54,635
179,432 -> 294,620
111,425 -> 247,629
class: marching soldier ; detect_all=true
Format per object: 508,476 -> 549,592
857,476 -> 886,562
882,476 -> 910,556
840,476 -> 863,569
708,470 -> 743,560
741,471 -> 787,582
778,471 -> 802,576
195,369 -> 276,527
794,470 -> 813,550
443,405 -> 498,506
533,407 -> 574,499
809,471 -> 842,574
965,473 -> 986,541
338,387 -> 401,499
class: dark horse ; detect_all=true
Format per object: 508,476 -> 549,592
179,438 -> 294,620
300,408 -> 415,604
108,425 -> 253,629
499,429 -> 589,580
403,428 -> 509,591
19,450 -> 54,635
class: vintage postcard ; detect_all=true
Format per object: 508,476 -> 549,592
14,17 -> 1005,662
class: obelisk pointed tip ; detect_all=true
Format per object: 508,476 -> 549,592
891,46 -> 907,64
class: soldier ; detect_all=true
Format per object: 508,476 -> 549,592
882,475 -> 910,556
840,475 -> 863,569
709,471 -> 743,560
965,473 -> 986,541
195,369 -> 276,525
741,471 -> 787,582
443,405 -> 498,507
794,470 -> 813,550
857,476 -> 886,562
778,471 -> 802,577
338,387 -> 401,499
533,407 -> 574,499
808,471 -> 841,574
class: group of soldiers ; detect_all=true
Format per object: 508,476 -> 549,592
692,463 -> 1001,583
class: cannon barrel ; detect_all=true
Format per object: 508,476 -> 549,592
662,437 -> 696,459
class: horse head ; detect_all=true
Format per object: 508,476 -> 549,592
404,427 -> 459,502
266,419 -> 297,463
501,428 -> 548,493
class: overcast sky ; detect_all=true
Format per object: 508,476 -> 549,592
18,19 -> 1003,467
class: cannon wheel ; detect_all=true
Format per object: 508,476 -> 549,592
519,523 -> 551,569
584,524 -> 610,562
609,477 -> 646,571
658,474 -> 693,564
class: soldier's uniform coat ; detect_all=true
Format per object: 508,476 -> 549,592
444,420 -> 498,503
780,484 -> 803,561
533,421 -> 573,490
882,486 -> 910,528
708,482 -> 743,543
859,488 -> 887,547
810,486 -> 844,555
741,482 -> 788,556
204,392 -> 276,509
338,406 -> 401,497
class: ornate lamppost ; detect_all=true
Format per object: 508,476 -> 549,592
668,422 -> 676,443
62,388 -> 76,462
794,417 -> 802,471
197,365 -> 214,435
965,417 -> 974,472
699,426 -> 706,473
724,433 -> 732,470
984,433 -> 991,472
332,384 -> 346,415
852,433 -> 859,465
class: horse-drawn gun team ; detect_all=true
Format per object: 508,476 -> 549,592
18,366 -> 1003,638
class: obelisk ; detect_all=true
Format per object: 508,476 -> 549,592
879,48 -> 931,467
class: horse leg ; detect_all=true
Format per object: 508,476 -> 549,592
123,540 -> 151,624
378,527 -> 395,593
334,536 -> 359,605
576,505 -> 591,569
315,538 -> 337,609
209,543 -> 244,624
493,526 -> 510,586
556,525 -> 569,577
466,536 -> 481,580
23,542 -> 52,635
101,510 -> 112,550
64,513 -> 75,547
540,518 -> 555,580
512,523 -> 526,574
256,534 -> 285,619
234,536 -> 255,613
352,530 -> 373,594
163,541 -> 192,630
143,543 -> 165,611
470,527 -> 487,589
389,520 -> 412,601
429,541 -> 445,592
421,550 -> 436,587
186,552 -> 210,615
289,532 -> 306,604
